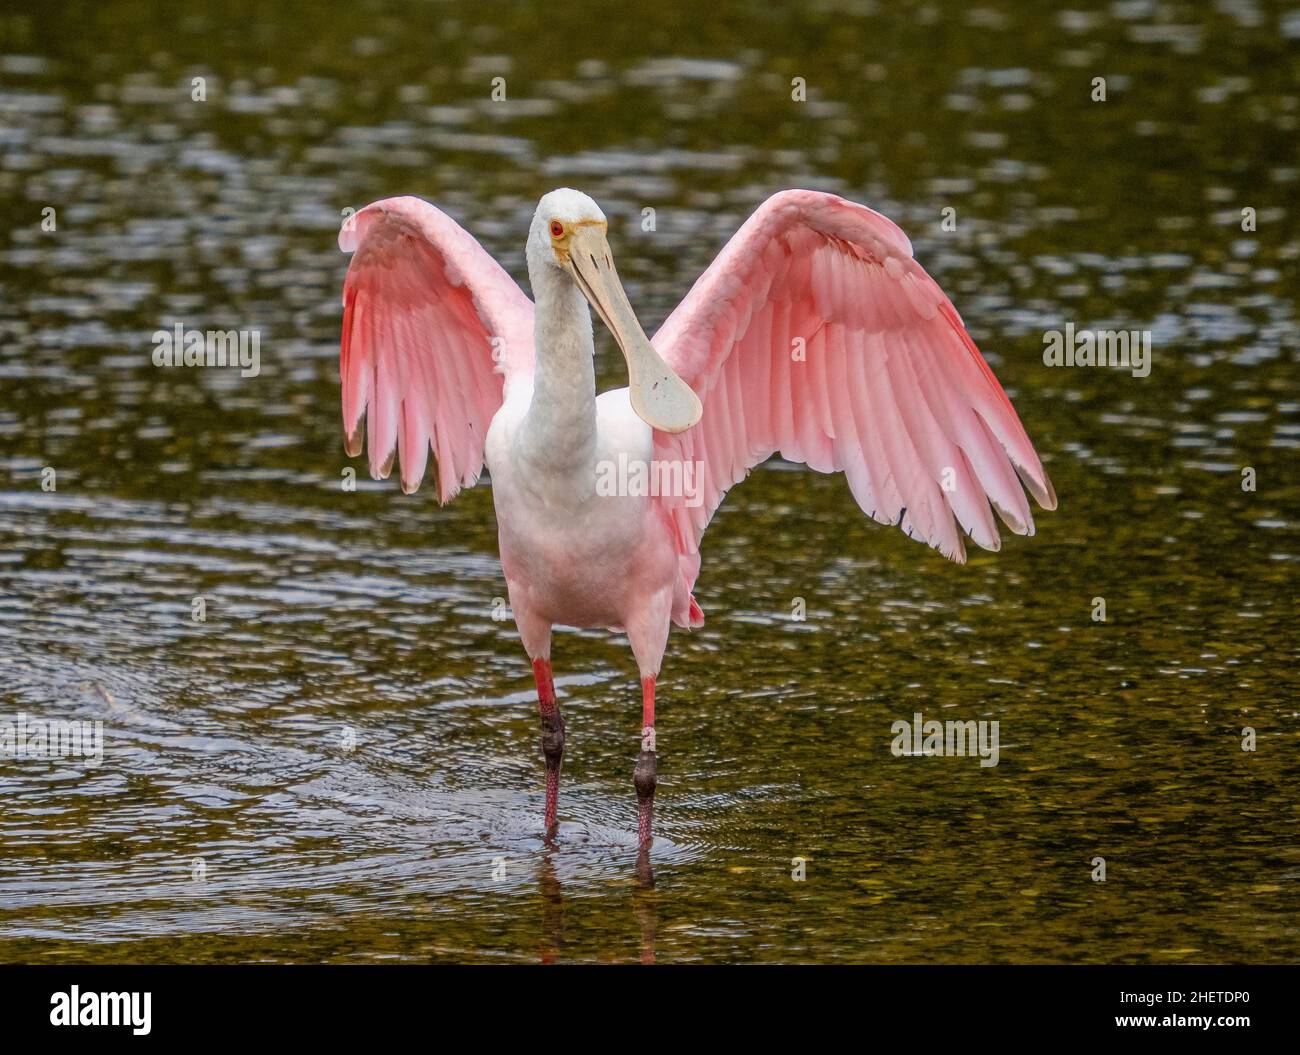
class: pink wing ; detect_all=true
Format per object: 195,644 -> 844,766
653,189 -> 1056,590
339,196 -> 534,501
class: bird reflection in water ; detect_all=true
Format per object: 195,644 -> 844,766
535,846 -> 658,964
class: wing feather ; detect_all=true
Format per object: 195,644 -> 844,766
338,196 -> 534,502
651,189 -> 1056,611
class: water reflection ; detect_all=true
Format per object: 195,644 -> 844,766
632,853 -> 658,966
538,852 -> 564,965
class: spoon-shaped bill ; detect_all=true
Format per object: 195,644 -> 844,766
567,226 -> 702,434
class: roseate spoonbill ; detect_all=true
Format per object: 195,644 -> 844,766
337,188 -> 1056,847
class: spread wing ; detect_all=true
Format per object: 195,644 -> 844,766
652,189 -> 1056,586
339,196 -> 534,500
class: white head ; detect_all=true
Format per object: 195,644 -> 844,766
526,188 -> 702,435
527,188 -> 606,270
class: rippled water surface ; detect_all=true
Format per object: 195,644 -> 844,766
1,0 -> 1297,963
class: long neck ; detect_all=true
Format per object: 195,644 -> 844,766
521,263 -> 598,478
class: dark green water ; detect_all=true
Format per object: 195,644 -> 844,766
0,0 -> 1297,963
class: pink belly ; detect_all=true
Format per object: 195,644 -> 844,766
498,503 -> 675,630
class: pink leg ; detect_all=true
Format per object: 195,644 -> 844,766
635,675 -> 657,846
533,657 -> 564,837
626,590 -> 670,850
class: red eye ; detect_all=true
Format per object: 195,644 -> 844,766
549,221 -> 564,238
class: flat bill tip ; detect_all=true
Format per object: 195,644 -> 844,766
630,373 -> 703,434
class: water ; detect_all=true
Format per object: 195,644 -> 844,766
1,0 -> 1297,963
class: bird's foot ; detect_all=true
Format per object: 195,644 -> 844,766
540,708 -> 565,837
634,747 -> 656,847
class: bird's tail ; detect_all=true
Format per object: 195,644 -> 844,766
687,595 -> 704,628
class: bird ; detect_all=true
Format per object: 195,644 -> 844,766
337,187 -> 1056,849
